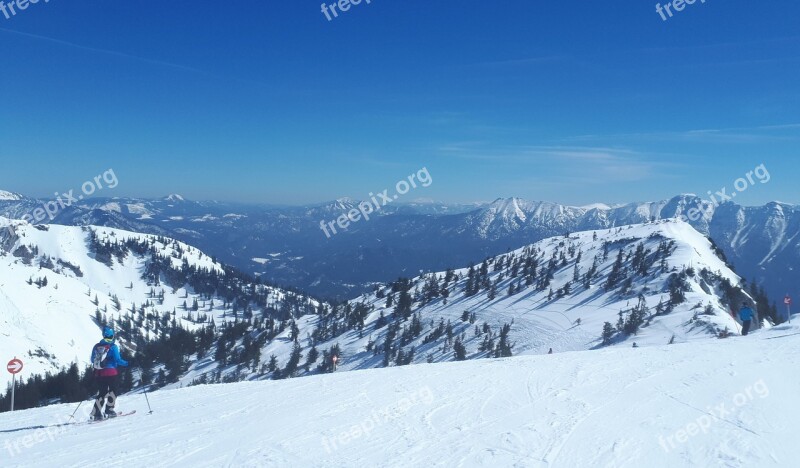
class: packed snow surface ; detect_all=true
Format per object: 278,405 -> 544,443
1,324 -> 798,467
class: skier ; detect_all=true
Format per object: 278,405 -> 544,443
548,348 -> 553,355
89,327 -> 129,421
739,302 -> 755,336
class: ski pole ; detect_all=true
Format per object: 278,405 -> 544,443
143,389 -> 153,414
69,400 -> 85,420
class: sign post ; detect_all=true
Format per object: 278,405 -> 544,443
7,357 -> 23,412
785,295 -> 793,324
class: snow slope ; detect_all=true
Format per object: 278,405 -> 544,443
1,324 -> 798,467
0,217 -> 217,387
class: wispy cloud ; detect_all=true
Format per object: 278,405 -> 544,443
0,27 -> 205,74
470,55 -> 569,67
469,36 -> 800,71
638,35 -> 800,54
756,123 -> 800,130
568,123 -> 800,145
436,143 -> 678,183
0,27 -> 277,88
421,111 -> 469,126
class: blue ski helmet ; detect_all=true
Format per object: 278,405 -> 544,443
102,327 -> 115,339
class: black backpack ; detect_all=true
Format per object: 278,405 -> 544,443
92,344 -> 112,370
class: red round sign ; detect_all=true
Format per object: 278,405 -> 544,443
786,296 -> 793,306
7,358 -> 23,375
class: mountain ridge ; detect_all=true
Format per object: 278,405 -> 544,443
1,192 -> 796,304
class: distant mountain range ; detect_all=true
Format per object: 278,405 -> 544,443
0,192 -> 797,305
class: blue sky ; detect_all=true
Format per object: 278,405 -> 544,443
1,0 -> 798,206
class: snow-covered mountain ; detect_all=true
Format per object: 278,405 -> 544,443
709,201 -> 800,298
163,219 -> 754,391
0,217 -> 321,388
1,215 -> 752,394
3,321 -> 798,467
438,195 -> 800,305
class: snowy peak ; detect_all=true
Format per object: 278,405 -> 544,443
163,194 -> 186,202
0,190 -> 24,201
485,197 -> 529,224
332,197 -> 359,210
488,197 -> 528,219
384,220 -> 747,351
465,197 -> 583,239
308,198 -> 363,217
661,194 -> 714,219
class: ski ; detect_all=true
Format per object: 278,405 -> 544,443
766,332 -> 800,340
83,410 -> 137,426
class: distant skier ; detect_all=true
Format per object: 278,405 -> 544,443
739,302 -> 755,336
89,327 -> 129,421
548,348 -> 553,355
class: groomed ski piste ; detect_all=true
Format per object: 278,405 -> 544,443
2,323 -> 798,467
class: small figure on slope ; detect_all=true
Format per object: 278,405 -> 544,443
89,327 -> 129,421
739,302 -> 755,336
